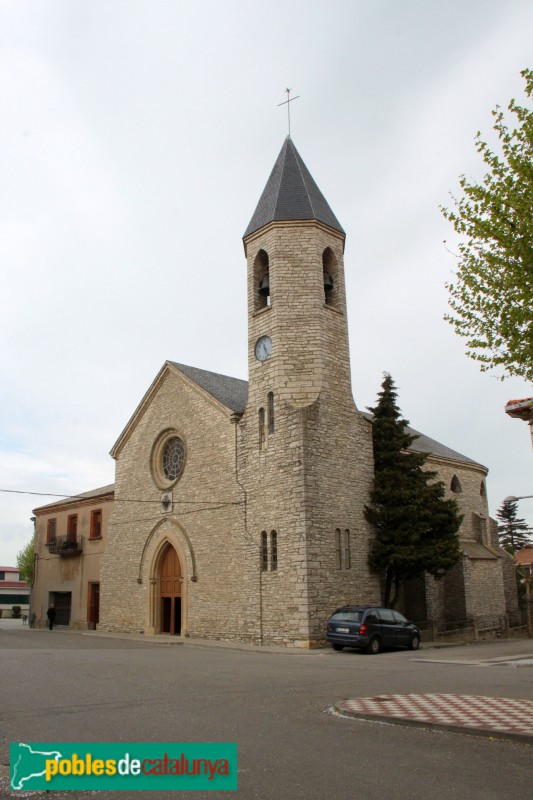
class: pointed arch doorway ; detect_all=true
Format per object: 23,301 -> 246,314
159,544 -> 182,635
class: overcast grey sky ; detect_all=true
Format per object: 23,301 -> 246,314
1,0 -> 532,566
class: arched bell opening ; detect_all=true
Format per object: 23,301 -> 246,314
322,247 -> 338,308
254,249 -> 270,310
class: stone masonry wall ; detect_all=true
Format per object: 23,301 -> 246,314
99,366 -> 259,641
242,221 -> 380,645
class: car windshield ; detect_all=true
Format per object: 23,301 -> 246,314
330,610 -> 362,623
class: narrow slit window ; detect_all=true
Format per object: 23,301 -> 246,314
258,408 -> 266,449
267,392 -> 275,435
271,530 -> 278,571
343,529 -> 350,569
261,531 -> 268,571
335,528 -> 342,569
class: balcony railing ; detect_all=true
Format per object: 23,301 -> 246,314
47,535 -> 83,557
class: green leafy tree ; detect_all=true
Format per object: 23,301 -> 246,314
441,68 -> 533,382
16,536 -> 35,584
496,498 -> 532,552
365,374 -> 463,607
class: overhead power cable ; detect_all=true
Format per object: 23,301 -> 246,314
0,488 -> 242,506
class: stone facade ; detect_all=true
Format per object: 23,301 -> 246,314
99,365 -> 258,641
240,220 -> 380,645
406,458 -> 521,632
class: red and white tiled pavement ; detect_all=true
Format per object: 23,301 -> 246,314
335,694 -> 533,742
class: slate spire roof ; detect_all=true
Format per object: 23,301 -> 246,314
244,136 -> 345,238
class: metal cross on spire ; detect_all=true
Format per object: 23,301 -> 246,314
278,88 -> 300,137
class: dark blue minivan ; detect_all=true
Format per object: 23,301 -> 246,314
326,605 -> 421,654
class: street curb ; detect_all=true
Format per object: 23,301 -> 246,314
333,700 -> 533,745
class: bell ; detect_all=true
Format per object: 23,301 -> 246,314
259,273 -> 270,296
323,272 -> 333,292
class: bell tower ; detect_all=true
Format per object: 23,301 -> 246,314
243,136 -> 352,410
240,137 -> 380,646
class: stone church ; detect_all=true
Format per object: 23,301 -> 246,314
32,137 -> 519,643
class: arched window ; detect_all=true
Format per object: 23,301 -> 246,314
480,480 -> 487,499
271,530 -> 278,571
261,531 -> 268,571
322,247 -> 338,308
335,529 -> 342,569
451,475 -> 462,494
343,529 -> 351,569
254,249 -> 270,310
258,408 -> 266,449
267,391 -> 275,435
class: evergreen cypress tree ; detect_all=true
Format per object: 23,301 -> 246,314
496,498 -> 532,552
365,374 -> 463,607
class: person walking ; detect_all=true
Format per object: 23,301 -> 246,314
47,605 -> 56,630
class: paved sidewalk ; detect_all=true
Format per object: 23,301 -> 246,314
335,693 -> 533,744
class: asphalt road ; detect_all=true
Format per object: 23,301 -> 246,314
1,626 -> 532,800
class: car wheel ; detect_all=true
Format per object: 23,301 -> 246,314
332,644 -> 344,651
366,636 -> 381,655
408,634 -> 420,651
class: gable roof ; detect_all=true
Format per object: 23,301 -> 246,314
110,362 -> 249,459
169,363 -> 248,413
167,368 -> 483,467
360,412 -> 485,469
244,136 -> 345,238
110,359 -> 482,469
33,484 -> 115,515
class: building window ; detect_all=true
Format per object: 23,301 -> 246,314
151,429 -> 187,490
472,513 -> 486,543
323,247 -> 339,308
480,480 -> 487,498
163,437 -> 185,481
261,531 -> 268,571
47,518 -> 57,544
271,530 -> 278,571
451,475 -> 462,494
90,510 -> 102,539
343,529 -> 351,569
67,515 -> 78,541
335,529 -> 342,569
254,249 -> 270,310
267,392 -> 275,435
259,408 -> 266,449
335,528 -> 351,569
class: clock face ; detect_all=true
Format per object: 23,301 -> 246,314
255,335 -> 272,362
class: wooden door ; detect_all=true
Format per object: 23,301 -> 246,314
53,592 -> 71,626
88,582 -> 100,626
159,546 -> 182,635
